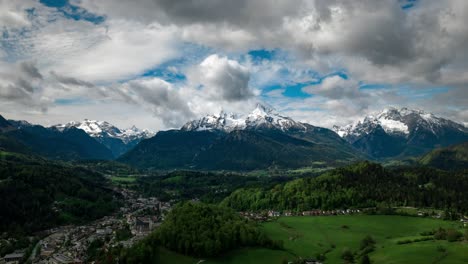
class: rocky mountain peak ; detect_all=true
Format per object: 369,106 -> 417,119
181,103 -> 307,132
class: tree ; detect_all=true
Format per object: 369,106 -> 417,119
360,255 -> 371,264
446,229 -> 462,242
152,202 -> 279,257
360,235 -> 376,250
341,248 -> 355,263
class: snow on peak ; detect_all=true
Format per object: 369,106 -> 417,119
52,120 -> 154,143
182,103 -> 307,132
333,107 -> 465,140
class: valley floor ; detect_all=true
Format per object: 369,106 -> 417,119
155,215 -> 468,264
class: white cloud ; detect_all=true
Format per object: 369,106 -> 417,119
303,75 -> 361,99
188,54 -> 255,102
0,0 -> 35,29
52,21 -> 179,82
1,0 -> 467,129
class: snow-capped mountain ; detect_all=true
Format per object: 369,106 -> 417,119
121,103 -> 361,170
7,119 -> 32,129
53,119 -> 154,143
182,103 -> 307,132
52,120 -> 154,157
333,107 -> 468,158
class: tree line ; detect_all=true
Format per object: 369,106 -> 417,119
221,161 -> 468,214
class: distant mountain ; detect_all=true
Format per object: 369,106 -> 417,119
0,115 -> 113,160
333,107 -> 468,158
120,104 -> 362,170
419,142 -> 468,170
0,115 -> 32,154
0,115 -> 14,132
5,125 -> 114,160
52,119 -> 154,157
182,104 -> 308,132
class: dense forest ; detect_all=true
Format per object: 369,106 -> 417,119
135,170 -> 294,203
0,151 -> 120,233
419,142 -> 468,170
92,202 -> 282,263
155,202 -> 281,256
221,161 -> 468,214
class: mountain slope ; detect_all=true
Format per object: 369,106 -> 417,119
0,114 -> 14,132
120,104 -> 362,170
333,107 -> 468,158
119,130 -> 220,169
53,120 -> 154,157
221,161 -> 468,213
4,122 -> 114,160
0,151 -> 119,233
419,142 -> 468,170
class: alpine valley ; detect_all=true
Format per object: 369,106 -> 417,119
1,105 -> 468,264
3,2 -> 468,263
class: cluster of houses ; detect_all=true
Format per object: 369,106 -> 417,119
0,251 -> 25,264
240,209 -> 362,221
122,196 -> 170,236
31,217 -> 125,263
461,217 -> 468,227
2,188 -> 172,264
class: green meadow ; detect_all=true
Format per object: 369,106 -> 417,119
156,215 -> 468,264
110,175 -> 138,184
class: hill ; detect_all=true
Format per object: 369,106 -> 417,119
0,151 -> 120,233
221,161 -> 468,214
419,142 -> 468,170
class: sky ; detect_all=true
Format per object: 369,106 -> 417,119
0,0 -> 467,131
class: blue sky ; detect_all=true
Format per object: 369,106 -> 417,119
0,0 -> 466,130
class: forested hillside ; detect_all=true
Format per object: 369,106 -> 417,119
222,162 -> 468,214
105,202 -> 282,263
419,142 -> 468,170
0,151 -> 120,233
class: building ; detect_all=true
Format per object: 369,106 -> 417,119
135,217 -> 153,234
51,253 -> 75,264
3,252 -> 24,264
268,210 -> 280,217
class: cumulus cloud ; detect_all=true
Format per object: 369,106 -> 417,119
1,0 -> 467,129
0,61 -> 50,111
51,21 -> 179,82
303,75 -> 361,100
72,0 -> 468,86
116,78 -> 194,127
189,54 -> 255,102
0,0 -> 35,29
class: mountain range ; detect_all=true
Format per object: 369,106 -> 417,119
0,116 -> 153,160
333,107 -> 468,158
119,104 -> 363,170
52,120 -> 154,157
1,105 -> 466,169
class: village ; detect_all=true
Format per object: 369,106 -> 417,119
0,188 -> 171,264
239,209 -> 362,222
1,190 -> 467,264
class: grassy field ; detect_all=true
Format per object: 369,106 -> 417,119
110,175 -> 137,184
262,215 -> 467,263
155,215 -> 467,264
